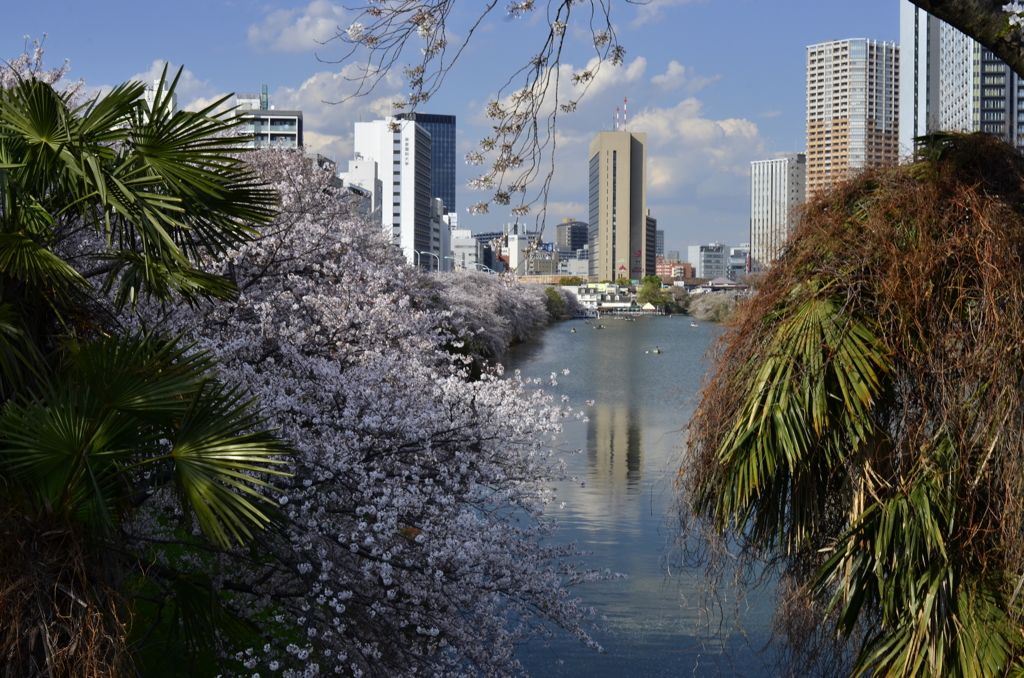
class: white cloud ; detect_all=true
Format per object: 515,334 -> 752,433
248,0 -> 349,53
542,201 -> 588,220
271,66 -> 403,134
303,130 -> 351,163
632,98 -> 762,195
631,0 -> 707,28
651,61 -> 720,94
128,61 -> 223,112
183,94 -> 235,115
265,65 -> 404,163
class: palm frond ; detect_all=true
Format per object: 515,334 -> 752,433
169,383 -> 289,548
700,285 -> 891,551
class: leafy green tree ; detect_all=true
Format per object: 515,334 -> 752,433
558,275 -> 585,286
0,66 -> 286,676
543,285 -> 565,319
681,134 -> 1024,677
636,275 -> 669,307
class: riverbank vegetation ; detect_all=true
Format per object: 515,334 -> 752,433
680,133 -> 1024,677
428,272 -> 581,359
684,293 -> 743,323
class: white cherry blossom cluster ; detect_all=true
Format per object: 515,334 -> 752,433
0,36 -> 83,97
125,148 -> 602,677
1005,2 -> 1024,27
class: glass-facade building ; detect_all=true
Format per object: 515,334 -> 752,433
395,113 -> 457,213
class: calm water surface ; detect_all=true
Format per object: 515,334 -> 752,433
502,315 -> 772,677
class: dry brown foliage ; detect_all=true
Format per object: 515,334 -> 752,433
0,504 -> 128,678
677,133 -> 1024,672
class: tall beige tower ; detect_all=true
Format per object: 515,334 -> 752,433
587,131 -> 651,281
806,39 -> 899,198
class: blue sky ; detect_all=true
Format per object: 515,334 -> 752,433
5,0 -> 899,253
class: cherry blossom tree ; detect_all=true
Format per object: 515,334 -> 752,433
428,271 -> 581,360
128,148 -> 603,677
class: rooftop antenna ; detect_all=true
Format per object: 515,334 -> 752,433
614,106 -> 619,131
623,97 -> 627,130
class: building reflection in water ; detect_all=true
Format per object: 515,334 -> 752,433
586,403 -> 642,493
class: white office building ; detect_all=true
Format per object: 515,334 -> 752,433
354,117 -> 440,269
450,228 -> 481,271
687,243 -> 728,280
750,153 -> 806,270
144,79 -> 177,115
236,86 -> 303,149
900,0 -> 1024,152
338,153 -> 382,227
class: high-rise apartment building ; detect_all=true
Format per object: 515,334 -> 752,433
750,153 -> 806,269
236,86 -> 303,148
806,39 -> 899,197
587,131 -> 653,281
395,113 -> 457,213
900,1 -> 1024,152
354,117 -> 443,269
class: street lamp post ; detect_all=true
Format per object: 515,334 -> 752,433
418,251 -> 440,271
471,262 -> 497,274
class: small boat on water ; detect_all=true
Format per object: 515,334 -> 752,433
652,346 -> 661,354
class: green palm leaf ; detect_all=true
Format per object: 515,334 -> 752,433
701,285 -> 891,550
169,384 -> 289,548
0,333 -> 289,543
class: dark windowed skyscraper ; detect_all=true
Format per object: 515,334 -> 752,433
395,113 -> 457,213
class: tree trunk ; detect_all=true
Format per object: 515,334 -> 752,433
909,0 -> 1024,77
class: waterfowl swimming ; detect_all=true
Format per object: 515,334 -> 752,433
570,327 -> 577,333
652,346 -> 661,354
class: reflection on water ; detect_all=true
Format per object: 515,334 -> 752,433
502,316 -> 770,677
588,403 -> 642,492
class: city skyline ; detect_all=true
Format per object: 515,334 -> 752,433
5,0 -> 900,254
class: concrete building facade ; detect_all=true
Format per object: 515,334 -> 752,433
806,39 -> 899,197
394,113 -> 457,213
588,131 -> 650,281
900,0 -> 1024,152
750,153 -> 806,269
687,243 -> 728,280
353,117 -> 438,269
237,86 -> 303,149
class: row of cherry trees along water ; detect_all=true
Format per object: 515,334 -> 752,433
0,49 -> 591,678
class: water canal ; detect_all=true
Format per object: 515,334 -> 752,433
503,315 -> 773,677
